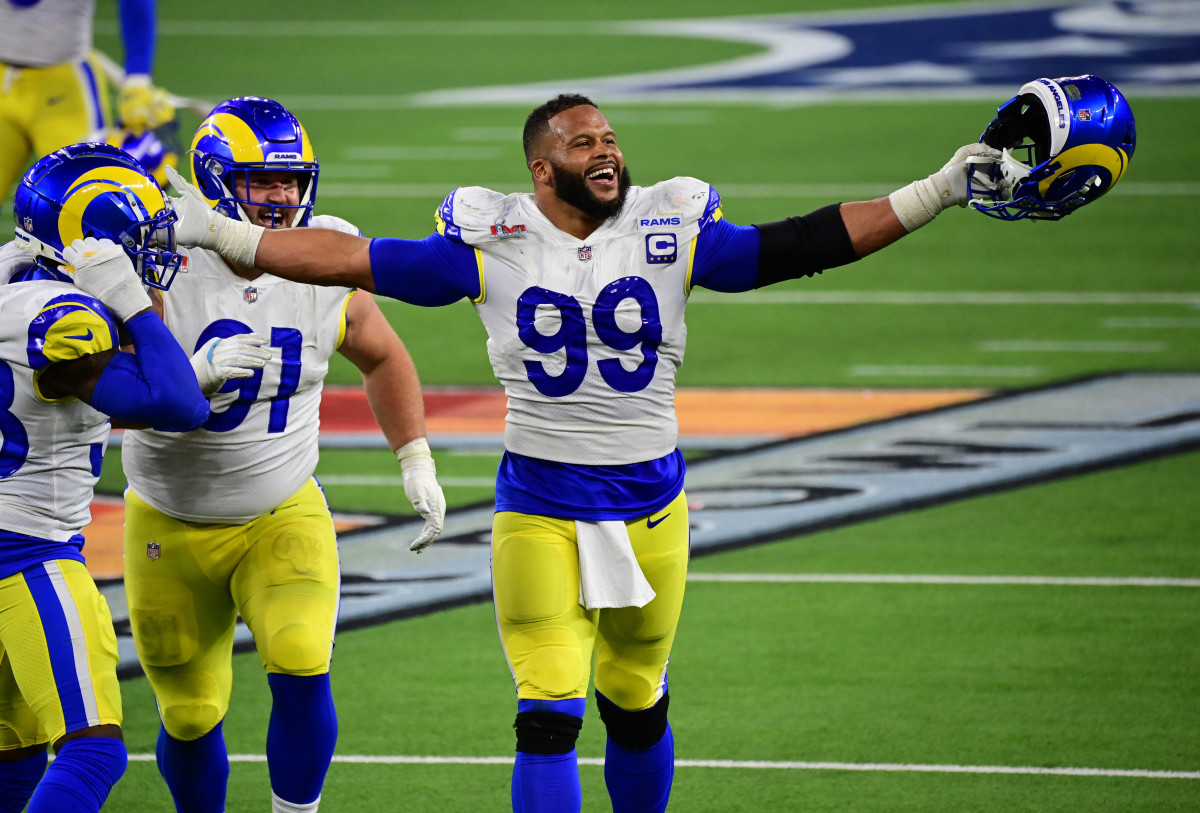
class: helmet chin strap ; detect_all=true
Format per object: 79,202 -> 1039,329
12,228 -> 66,265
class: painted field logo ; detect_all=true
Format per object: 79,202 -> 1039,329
105,373 -> 1200,675
646,234 -> 677,264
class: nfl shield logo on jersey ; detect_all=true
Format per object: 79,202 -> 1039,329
577,245 -> 592,261
146,541 -> 161,560
244,286 -> 258,304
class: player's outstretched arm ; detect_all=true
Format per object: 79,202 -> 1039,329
163,165 -> 376,291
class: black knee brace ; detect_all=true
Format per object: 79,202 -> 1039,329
513,712 -> 582,755
596,692 -> 670,752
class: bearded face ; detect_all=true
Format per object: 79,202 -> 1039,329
549,160 -> 632,221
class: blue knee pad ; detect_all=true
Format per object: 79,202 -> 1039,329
27,736 -> 126,813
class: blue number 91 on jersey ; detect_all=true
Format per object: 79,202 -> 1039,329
970,74 -> 1136,222
645,233 -> 677,264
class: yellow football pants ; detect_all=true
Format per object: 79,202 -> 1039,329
492,490 -> 690,712
123,479 -> 340,741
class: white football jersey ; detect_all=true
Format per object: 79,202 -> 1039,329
440,178 -> 717,465
122,215 -> 359,523
0,0 -> 94,67
0,242 -> 114,541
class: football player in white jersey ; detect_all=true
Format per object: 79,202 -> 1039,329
0,0 -> 173,214
121,96 -> 445,813
163,92 -> 1009,812
0,142 -> 208,813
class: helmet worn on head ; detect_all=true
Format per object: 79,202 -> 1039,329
13,141 -> 184,290
190,96 -> 318,228
971,75 -> 1136,221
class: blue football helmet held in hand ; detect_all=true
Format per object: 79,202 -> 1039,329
13,142 -> 184,289
970,74 -> 1136,221
189,96 -> 319,228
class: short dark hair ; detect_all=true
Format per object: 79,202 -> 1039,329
522,93 -> 597,164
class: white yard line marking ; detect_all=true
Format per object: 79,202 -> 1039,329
849,365 -> 1042,378
122,753 -> 1200,778
319,475 -> 495,488
978,340 -> 1167,353
1102,317 -> 1200,329
686,291 -> 1200,306
687,573 -> 1200,587
318,181 -> 1198,198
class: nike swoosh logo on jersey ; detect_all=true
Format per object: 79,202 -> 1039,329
46,94 -> 67,106
65,329 -> 94,341
646,512 -> 671,529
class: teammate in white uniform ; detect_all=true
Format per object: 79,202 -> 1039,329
0,0 -> 173,214
121,96 -> 445,813
162,93 -> 1007,812
0,142 -> 208,813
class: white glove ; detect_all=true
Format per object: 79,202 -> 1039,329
62,238 -> 152,322
889,143 -> 1003,232
396,437 -> 446,552
163,164 -> 264,266
190,334 -> 271,397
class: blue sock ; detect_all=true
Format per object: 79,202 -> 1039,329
156,722 -> 228,813
266,672 -> 338,805
0,749 -> 47,813
604,723 -> 675,813
512,752 -> 581,813
512,698 -> 584,813
27,736 -> 126,813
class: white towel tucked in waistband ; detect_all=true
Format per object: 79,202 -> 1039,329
575,519 -> 656,610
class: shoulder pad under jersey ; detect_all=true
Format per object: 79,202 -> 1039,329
309,214 -> 363,237
435,187 -> 525,245
641,177 -> 723,232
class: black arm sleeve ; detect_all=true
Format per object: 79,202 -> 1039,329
752,203 -> 859,288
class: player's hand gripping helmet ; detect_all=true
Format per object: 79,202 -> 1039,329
970,74 -> 1136,221
13,141 -> 184,289
189,96 -> 318,228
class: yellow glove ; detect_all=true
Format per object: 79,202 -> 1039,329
118,74 -> 175,134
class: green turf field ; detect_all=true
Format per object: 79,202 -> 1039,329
87,1 -> 1200,810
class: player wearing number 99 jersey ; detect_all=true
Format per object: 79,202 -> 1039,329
119,96 -> 445,813
162,91 -> 1014,812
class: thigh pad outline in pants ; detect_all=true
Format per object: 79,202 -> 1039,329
595,490 -> 690,711
493,512 -> 598,701
124,489 -> 239,741
231,479 -> 340,677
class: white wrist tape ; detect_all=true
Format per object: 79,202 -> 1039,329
395,437 -> 432,464
888,172 -> 951,233
211,218 -> 265,267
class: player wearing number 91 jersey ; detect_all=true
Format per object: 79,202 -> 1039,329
161,90 -> 1019,812
119,96 -> 444,813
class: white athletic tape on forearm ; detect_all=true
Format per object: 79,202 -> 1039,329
888,172 -> 951,233
213,218 -> 265,267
